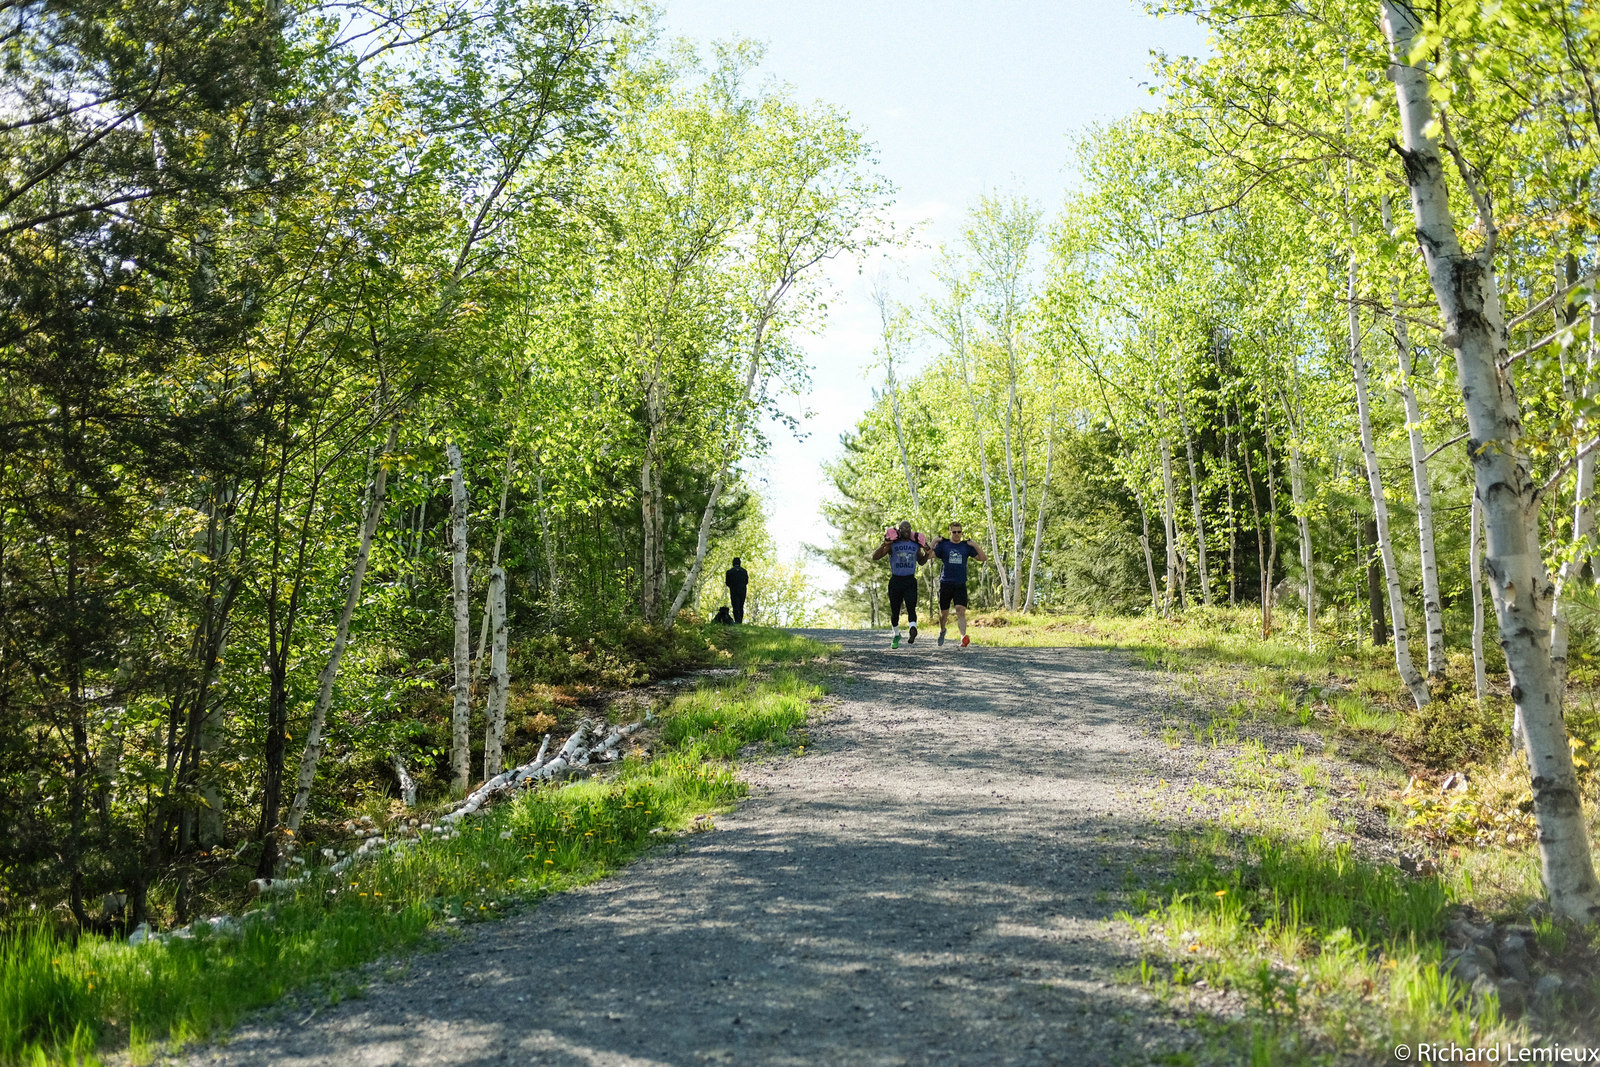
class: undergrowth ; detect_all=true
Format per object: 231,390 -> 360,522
0,657 -> 828,1066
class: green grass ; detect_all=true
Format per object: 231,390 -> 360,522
1122,830 -> 1509,1062
0,665 -> 826,1066
709,624 -> 834,669
659,670 -> 818,759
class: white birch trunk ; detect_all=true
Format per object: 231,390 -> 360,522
1381,197 -> 1446,678
664,288 -> 787,625
1470,495 -> 1488,707
885,361 -> 921,512
1023,411 -> 1057,612
1131,475 -> 1162,614
1263,423 -> 1281,636
287,423 -> 398,832
1286,435 -> 1315,638
448,441 -> 472,793
639,362 -> 665,620
875,289 -> 923,514
482,567 -> 509,778
1000,355 -> 1024,610
1178,404 -> 1212,607
393,755 -> 416,808
1383,0 -> 1600,921
1550,309 -> 1599,686
1350,279 -> 1430,708
474,447 -> 514,684
1160,436 -> 1180,613
197,703 -> 224,846
1283,366 -> 1315,635
533,450 -> 560,612
957,345 -> 1010,607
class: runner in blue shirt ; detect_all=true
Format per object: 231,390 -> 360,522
932,521 -> 987,647
870,520 -> 929,648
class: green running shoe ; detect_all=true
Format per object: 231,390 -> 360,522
891,633 -> 900,649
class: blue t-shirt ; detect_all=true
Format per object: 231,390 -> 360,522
888,539 -> 921,576
935,539 -> 977,583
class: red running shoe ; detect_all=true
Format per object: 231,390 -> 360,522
960,634 -> 970,648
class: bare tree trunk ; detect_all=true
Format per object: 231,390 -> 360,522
196,701 -> 224,846
1550,298 -> 1599,687
1178,403 -> 1212,607
1130,479 -> 1162,615
1350,285 -> 1429,706
448,441 -> 472,793
665,290 -> 787,626
1471,495 -> 1488,706
287,423 -> 398,832
640,363 -> 665,620
1160,435 -> 1180,613
1286,434 -> 1314,638
474,447 -> 514,684
954,326 -> 1010,608
1282,366 -> 1315,635
1363,517 -> 1389,646
1236,412 -> 1268,635
1222,412 -> 1238,606
409,496 -> 427,589
483,567 -> 509,778
1384,0 -> 1600,920
1000,356 -> 1024,610
1023,411 -> 1057,612
532,450 -> 559,615
1263,422 -> 1281,637
876,288 -> 923,514
393,756 -> 416,807
1381,197 -> 1446,677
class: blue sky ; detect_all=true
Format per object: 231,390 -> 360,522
658,1 -> 1208,590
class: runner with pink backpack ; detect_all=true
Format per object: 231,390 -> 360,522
870,520 -> 930,648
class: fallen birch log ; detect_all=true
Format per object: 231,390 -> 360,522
251,717 -> 645,900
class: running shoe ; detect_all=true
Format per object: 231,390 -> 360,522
907,625 -> 918,645
937,627 -> 946,646
891,633 -> 900,649
960,634 -> 970,648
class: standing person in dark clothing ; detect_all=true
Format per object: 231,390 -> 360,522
724,558 -> 749,624
933,521 -> 986,647
871,520 -> 929,648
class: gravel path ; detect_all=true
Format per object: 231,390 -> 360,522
192,630 -> 1215,1066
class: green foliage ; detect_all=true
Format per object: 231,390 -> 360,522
0,0 -> 885,928
0,667 -> 823,1064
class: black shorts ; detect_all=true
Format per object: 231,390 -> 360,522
939,582 -> 969,610
888,574 -> 919,614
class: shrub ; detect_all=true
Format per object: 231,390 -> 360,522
1398,694 -> 1509,769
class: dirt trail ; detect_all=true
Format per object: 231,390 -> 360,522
192,630 -> 1215,1066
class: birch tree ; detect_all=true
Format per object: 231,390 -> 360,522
1381,0 -> 1600,920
